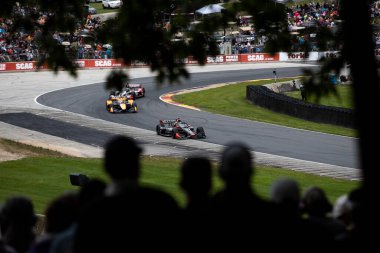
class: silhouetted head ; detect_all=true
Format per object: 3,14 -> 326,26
45,192 -> 79,234
271,178 -> 300,213
219,142 -> 253,185
180,157 -> 212,196
0,196 -> 36,253
301,186 -> 332,218
104,135 -> 142,182
0,196 -> 36,233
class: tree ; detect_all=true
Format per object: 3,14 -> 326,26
2,0 -> 379,245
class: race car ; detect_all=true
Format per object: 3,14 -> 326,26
106,92 -> 138,113
156,118 -> 206,139
125,83 -> 145,98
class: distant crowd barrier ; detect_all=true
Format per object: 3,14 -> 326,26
0,51 -> 343,73
246,85 -> 354,128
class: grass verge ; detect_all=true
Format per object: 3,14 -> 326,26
173,78 -> 356,137
285,84 -> 354,109
0,154 -> 358,214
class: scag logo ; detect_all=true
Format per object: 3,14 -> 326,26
207,56 -> 224,63
95,60 -> 112,67
0,64 -> 5,71
248,54 -> 264,61
16,63 -> 34,70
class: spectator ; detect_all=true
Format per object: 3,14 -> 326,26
50,179 -> 106,253
180,156 -> 212,214
28,192 -> 79,253
75,135 -> 179,253
179,156 -> 213,250
300,83 -> 307,101
301,186 -> 347,242
0,197 -> 36,253
270,178 -> 321,247
211,142 -> 278,249
270,178 -> 300,216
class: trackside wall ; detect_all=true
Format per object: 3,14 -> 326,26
246,85 -> 354,128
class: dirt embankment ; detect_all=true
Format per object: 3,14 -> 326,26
0,139 -> 66,162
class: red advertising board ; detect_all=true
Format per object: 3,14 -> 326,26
0,59 -> 126,72
87,59 -> 123,68
0,54 -> 280,73
240,53 -> 279,62
0,62 -> 49,72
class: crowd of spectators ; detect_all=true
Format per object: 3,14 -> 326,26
287,1 -> 339,30
0,4 -> 111,63
216,1 -> 342,55
285,1 -> 340,52
2,1 -> 380,62
0,135 -> 366,252
371,0 -> 380,19
0,4 -> 40,63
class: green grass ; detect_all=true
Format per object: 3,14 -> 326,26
173,78 -> 356,137
90,2 -> 120,14
0,156 -> 359,214
285,84 -> 354,109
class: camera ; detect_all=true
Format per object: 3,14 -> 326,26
69,173 -> 90,186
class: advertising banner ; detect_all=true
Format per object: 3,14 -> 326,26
318,51 -> 340,59
240,53 -> 279,62
0,62 -> 48,72
279,52 -> 319,61
85,59 -> 123,68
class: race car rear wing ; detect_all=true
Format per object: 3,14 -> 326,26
160,119 -> 177,126
161,119 -> 176,123
128,84 -> 142,88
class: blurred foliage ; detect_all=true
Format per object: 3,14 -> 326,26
1,0 -> 294,89
1,0 -> 374,100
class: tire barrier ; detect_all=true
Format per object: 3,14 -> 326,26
246,85 -> 354,128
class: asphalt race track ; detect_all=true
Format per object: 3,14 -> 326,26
36,67 -> 358,169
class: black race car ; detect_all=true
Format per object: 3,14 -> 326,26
156,118 -> 206,139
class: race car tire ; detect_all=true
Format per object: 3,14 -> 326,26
196,127 -> 206,138
156,125 -> 160,135
172,128 -> 178,139
132,103 -> 138,113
